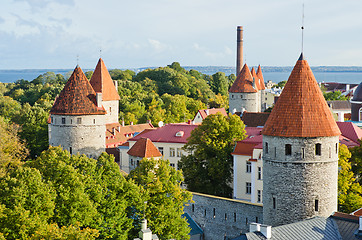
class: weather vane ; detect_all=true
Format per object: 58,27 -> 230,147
100,48 -> 102,58
76,54 -> 79,66
301,3 -> 305,53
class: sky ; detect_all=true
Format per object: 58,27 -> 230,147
1,0 -> 362,69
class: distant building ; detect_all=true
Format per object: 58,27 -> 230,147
192,108 -> 227,124
127,138 -> 162,172
327,100 -> 351,122
118,123 -> 198,173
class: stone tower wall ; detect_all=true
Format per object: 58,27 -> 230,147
351,102 -> 362,121
262,135 -> 339,226
229,92 -> 260,113
102,100 -> 119,124
49,114 -> 106,158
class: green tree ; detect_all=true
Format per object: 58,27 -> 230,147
274,80 -> 287,88
323,91 -> 348,101
31,223 -> 99,240
179,113 -> 247,197
211,72 -> 228,96
128,158 -> 192,240
338,144 -> 362,213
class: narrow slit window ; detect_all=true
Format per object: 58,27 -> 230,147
213,208 -> 216,219
315,143 -> 321,156
315,199 -> 319,211
285,144 -> 292,155
273,197 -> 276,209
234,213 -> 236,222
192,204 -> 194,212
302,148 -> 305,158
265,142 -> 269,154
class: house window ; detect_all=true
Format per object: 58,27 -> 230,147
246,182 -> 251,194
246,161 -> 252,173
62,117 -> 66,124
265,142 -> 268,154
136,160 -> 140,167
170,163 -> 175,168
232,95 -> 234,98
257,190 -> 261,203
285,144 -> 292,155
77,117 -> 82,124
177,148 -> 182,157
258,167 -> 262,180
315,199 -> 319,211
315,143 -> 321,156
158,147 -> 164,155
170,148 -> 175,157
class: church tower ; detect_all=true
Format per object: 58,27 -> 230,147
262,53 -> 341,226
90,58 -> 120,124
229,64 -> 259,113
48,65 -> 106,158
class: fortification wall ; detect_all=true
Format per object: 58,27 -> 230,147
49,114 -> 106,158
229,92 -> 259,113
184,192 -> 263,240
262,135 -> 339,226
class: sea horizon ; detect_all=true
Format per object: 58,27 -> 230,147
0,66 -> 362,84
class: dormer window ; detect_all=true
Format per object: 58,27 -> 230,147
175,131 -> 184,137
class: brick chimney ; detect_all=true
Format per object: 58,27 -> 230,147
236,26 -> 243,76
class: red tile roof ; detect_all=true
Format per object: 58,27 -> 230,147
130,124 -> 198,144
257,65 -> 266,90
245,126 -> 263,138
241,112 -> 270,127
90,58 -> 120,101
351,207 -> 362,216
232,142 -> 259,156
229,64 -> 257,93
127,138 -> 162,158
337,121 -> 362,147
197,108 -> 228,120
105,122 -> 154,148
262,54 -> 341,137
50,66 -> 106,115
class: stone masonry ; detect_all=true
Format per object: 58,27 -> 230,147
184,192 -> 263,240
262,135 -> 339,226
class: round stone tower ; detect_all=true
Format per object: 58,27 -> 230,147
262,53 -> 341,226
229,64 -> 260,113
49,65 -> 106,158
350,82 -> 362,121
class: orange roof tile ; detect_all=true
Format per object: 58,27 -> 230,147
229,64 -> 257,93
251,67 -> 260,91
232,141 -> 259,156
90,58 -> 120,101
257,65 -> 266,90
127,138 -> 162,158
262,53 -> 341,137
50,66 -> 106,115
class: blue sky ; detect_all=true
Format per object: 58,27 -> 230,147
1,0 -> 362,69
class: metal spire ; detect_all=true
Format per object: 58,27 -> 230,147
301,3 -> 305,54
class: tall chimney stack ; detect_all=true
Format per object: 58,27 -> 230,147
236,26 -> 243,76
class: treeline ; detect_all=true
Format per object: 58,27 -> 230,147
0,62 -> 235,159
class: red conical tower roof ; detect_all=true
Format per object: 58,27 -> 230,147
229,64 -> 257,93
127,138 -> 162,158
251,67 -> 260,91
50,66 -> 106,116
90,58 -> 120,101
257,65 -> 265,90
262,54 -> 340,137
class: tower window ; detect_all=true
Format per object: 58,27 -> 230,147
359,107 -> 362,121
234,213 -> 236,222
93,119 -> 96,124
62,117 -> 65,124
336,143 -> 338,154
192,204 -> 194,212
315,199 -> 319,211
274,147 -> 277,157
256,217 -> 259,223
273,197 -> 276,209
302,148 -> 305,158
204,209 -> 207,217
51,117 -> 53,123
246,161 -> 252,173
213,208 -> 216,219
285,144 -> 292,155
69,147 -> 72,155
225,213 -> 227,221
315,143 -> 321,156
265,142 -> 269,154
77,118 -> 82,124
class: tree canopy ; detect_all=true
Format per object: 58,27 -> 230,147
179,113 -> 247,197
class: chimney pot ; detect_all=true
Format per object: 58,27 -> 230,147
96,93 -> 102,108
260,225 -> 271,239
122,120 -> 125,127
249,222 -> 261,232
